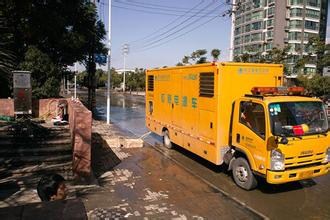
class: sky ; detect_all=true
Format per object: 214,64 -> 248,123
95,0 -> 233,70
77,0 -> 330,71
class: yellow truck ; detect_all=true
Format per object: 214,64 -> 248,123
145,62 -> 330,190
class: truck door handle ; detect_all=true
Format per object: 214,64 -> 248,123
172,103 -> 174,108
236,134 -> 240,143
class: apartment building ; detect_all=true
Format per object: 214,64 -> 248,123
230,0 -> 328,75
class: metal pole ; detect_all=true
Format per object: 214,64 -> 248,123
106,0 -> 112,124
123,55 -> 126,92
74,63 -> 77,99
122,44 -> 129,93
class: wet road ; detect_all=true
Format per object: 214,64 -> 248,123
95,91 -> 330,220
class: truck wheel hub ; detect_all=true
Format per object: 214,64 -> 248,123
235,166 -> 248,182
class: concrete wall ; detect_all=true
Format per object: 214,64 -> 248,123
32,98 -> 69,119
68,99 -> 92,182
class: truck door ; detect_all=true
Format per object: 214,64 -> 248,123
232,100 -> 268,174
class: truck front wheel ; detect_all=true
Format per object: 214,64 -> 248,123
163,130 -> 173,149
232,157 -> 257,190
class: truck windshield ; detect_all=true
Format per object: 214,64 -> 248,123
269,102 -> 328,136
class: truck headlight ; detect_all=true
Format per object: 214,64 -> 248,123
324,148 -> 330,163
271,149 -> 285,171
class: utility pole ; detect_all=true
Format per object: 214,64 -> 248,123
122,43 -> 129,92
106,0 -> 112,124
229,0 -> 236,61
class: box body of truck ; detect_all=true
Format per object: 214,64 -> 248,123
146,62 -> 283,164
145,62 -> 330,189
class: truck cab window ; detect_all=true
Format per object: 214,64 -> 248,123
240,102 -> 265,138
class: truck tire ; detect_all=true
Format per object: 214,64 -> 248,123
163,130 -> 173,149
232,157 -> 257,190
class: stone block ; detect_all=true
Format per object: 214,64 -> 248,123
0,99 -> 14,116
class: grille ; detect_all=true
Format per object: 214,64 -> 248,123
285,152 -> 325,169
147,75 -> 154,91
199,72 -> 214,97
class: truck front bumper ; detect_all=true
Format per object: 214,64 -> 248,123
267,163 -> 330,184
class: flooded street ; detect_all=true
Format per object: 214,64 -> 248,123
95,91 -> 330,219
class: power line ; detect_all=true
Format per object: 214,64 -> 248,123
97,1 -> 233,55
118,0 -> 207,11
132,2 -> 227,50
100,1 -> 221,17
114,0 -> 220,15
135,14 -> 230,53
130,1 -> 221,49
127,0 -> 207,45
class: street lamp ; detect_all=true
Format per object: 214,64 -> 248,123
122,43 -> 129,92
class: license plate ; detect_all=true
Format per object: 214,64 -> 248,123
300,170 -> 313,179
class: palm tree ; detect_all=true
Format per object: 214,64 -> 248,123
211,49 -> 221,62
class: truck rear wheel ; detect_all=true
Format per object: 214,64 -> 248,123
163,130 -> 173,149
232,157 -> 257,190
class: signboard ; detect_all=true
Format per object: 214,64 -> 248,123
95,54 -> 107,64
13,71 -> 32,115
13,72 -> 31,88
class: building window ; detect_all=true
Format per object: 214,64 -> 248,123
290,8 -> 303,17
265,42 -> 273,50
304,67 -> 316,74
245,24 -> 251,32
268,0 -> 275,5
234,37 -> 241,45
266,30 -> 273,38
251,33 -> 262,42
234,47 -> 241,55
252,11 -> 264,20
306,9 -> 320,19
244,35 -> 251,43
268,7 -> 275,16
252,0 -> 262,8
249,44 -> 263,52
290,0 -> 303,5
304,32 -> 318,41
289,43 -> 303,53
267,19 -> 274,27
305,20 -> 319,31
245,13 -> 251,22
288,32 -> 302,41
287,55 -> 300,63
306,0 -> 320,7
235,27 -> 242,35
290,20 -> 303,29
236,16 -> 243,25
251,21 -> 263,30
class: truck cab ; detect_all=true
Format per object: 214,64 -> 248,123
229,87 -> 330,190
